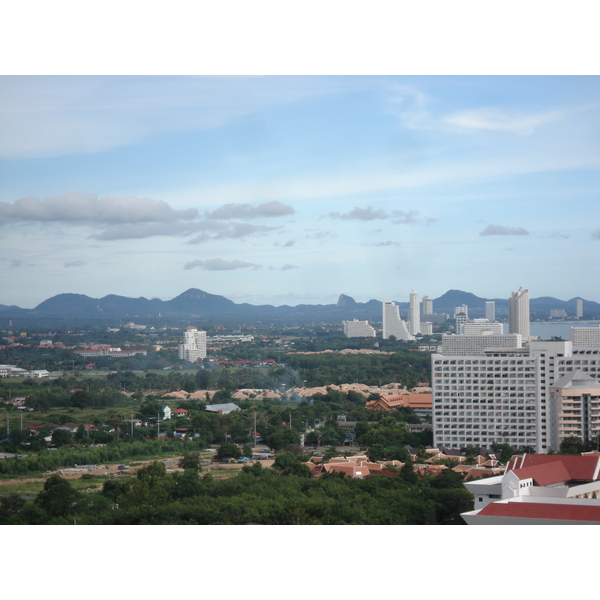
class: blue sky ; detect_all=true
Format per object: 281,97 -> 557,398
1,75 -> 600,309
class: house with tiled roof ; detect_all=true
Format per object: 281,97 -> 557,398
365,393 -> 432,418
172,408 -> 190,418
461,453 -> 600,524
311,453 -> 405,479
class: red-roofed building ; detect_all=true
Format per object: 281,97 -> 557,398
172,408 -> 190,418
366,393 -> 432,418
461,453 -> 600,524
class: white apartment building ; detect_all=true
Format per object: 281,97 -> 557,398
409,290 -> 420,336
549,370 -> 600,450
460,319 -> 503,336
455,310 -> 467,334
343,319 -> 377,338
576,298 -> 583,318
382,301 -> 414,341
485,301 -> 496,322
420,322 -> 433,335
178,326 -> 207,362
422,296 -> 433,315
509,286 -> 530,340
572,324 -> 600,347
455,305 -> 469,319
433,331 -> 600,454
441,332 -> 521,356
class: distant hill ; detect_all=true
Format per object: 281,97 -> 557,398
1,288 -> 599,328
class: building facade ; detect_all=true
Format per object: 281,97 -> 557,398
572,324 -> 600,347
460,319 -> 503,336
461,453 -> 600,524
485,301 -> 496,322
509,286 -> 530,340
343,319 -> 377,338
549,370 -> 600,450
409,290 -> 420,336
382,301 -> 414,341
422,296 -> 433,315
178,326 -> 207,362
433,332 -> 600,454
440,332 -> 521,356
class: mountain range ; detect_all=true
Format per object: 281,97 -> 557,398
1,288 -> 599,328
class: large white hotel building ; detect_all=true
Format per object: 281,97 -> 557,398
432,328 -> 600,453
178,326 -> 207,362
432,286 -> 600,453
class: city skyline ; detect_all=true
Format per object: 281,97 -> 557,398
1,76 -> 600,309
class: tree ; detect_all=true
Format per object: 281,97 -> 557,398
51,428 -> 72,448
241,444 -> 253,458
399,461 -> 418,484
71,390 -> 91,411
136,461 -> 167,488
36,474 -> 81,519
559,436 -> 584,455
216,443 -> 241,461
178,451 -> 201,472
172,468 -> 202,499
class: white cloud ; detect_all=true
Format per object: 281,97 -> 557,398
445,108 -> 564,135
480,224 -> 529,236
327,206 -> 387,221
386,84 -> 431,129
205,201 -> 294,219
186,222 -> 280,244
183,258 -> 259,271
391,210 -> 420,224
0,193 -> 197,226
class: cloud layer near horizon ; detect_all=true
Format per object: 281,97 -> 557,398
0,193 -> 294,243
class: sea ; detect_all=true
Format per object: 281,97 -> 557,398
530,320 -> 600,340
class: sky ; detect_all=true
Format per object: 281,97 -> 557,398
1,75 -> 599,308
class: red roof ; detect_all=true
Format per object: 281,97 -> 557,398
507,454 -> 600,485
479,501 -> 600,523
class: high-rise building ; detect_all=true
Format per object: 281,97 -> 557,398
549,370 -> 600,450
572,324 -> 600,347
509,286 -> 530,340
454,305 -> 469,319
422,296 -> 433,315
485,301 -> 496,322
343,319 -> 377,338
382,301 -> 414,341
178,326 -> 207,362
459,319 -> 504,336
409,290 -> 420,336
576,298 -> 583,319
455,311 -> 468,334
441,332 -> 521,355
432,329 -> 600,454
420,322 -> 433,335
